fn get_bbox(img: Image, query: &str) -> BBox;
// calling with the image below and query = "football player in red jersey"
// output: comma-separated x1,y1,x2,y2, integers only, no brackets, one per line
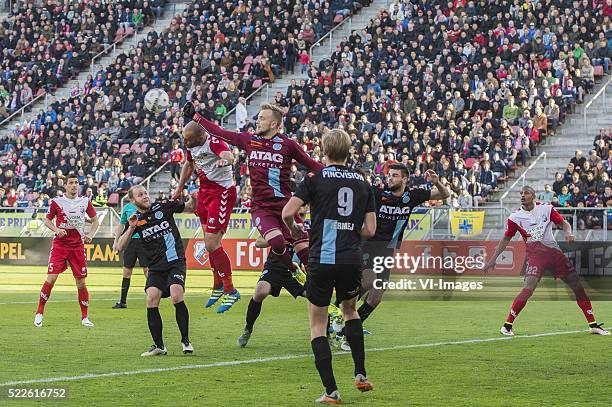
484,185,609,336
35,174,99,327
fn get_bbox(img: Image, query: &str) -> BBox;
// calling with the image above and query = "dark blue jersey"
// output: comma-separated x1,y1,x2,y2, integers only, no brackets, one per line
123,200,185,269
295,165,375,265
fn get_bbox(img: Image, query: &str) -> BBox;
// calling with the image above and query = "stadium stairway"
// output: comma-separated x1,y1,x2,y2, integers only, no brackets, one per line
0,1,188,140
222,0,391,129
481,75,612,239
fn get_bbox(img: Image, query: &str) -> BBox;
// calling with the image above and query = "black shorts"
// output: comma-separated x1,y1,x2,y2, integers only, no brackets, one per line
123,238,149,268
306,263,362,307
362,241,395,282
145,260,186,298
258,262,304,299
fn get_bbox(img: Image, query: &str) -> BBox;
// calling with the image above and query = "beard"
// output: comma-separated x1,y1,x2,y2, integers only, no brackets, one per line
387,182,403,192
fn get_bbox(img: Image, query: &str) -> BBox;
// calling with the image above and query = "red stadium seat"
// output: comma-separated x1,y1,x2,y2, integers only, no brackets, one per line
243,55,254,65
252,79,263,89
119,144,130,154
334,14,344,24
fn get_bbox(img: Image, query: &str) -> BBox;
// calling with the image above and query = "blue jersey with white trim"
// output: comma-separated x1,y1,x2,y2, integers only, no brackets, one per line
371,186,431,249
125,200,185,269
294,165,375,265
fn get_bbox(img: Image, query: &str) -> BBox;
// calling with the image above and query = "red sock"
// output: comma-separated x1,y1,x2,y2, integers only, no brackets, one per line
573,287,596,324
37,281,53,314
506,288,533,324
268,235,295,271
208,254,222,289
210,247,234,293
296,243,309,269
78,287,89,319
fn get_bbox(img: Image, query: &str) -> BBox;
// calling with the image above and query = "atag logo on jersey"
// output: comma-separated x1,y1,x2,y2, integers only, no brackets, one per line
273,143,282,151
141,221,170,238
379,205,412,215
249,150,283,163
155,211,163,220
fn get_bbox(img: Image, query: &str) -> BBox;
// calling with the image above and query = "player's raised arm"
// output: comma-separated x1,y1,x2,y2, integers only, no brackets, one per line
116,214,138,252
183,102,249,149
289,139,324,172
425,169,450,201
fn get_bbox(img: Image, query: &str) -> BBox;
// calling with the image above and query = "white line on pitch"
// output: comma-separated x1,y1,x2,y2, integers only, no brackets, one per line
0,298,118,305
0,329,586,387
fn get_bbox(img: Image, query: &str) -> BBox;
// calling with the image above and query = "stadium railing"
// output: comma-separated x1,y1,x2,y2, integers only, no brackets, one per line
119,160,170,209
583,75,612,135
309,16,354,62
0,92,49,132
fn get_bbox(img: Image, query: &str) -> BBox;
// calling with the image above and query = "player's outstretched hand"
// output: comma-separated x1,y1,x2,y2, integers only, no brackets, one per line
289,223,305,240
55,228,67,238
84,234,93,244
565,232,575,242
182,101,196,121
128,214,138,227
171,187,183,201
424,169,439,184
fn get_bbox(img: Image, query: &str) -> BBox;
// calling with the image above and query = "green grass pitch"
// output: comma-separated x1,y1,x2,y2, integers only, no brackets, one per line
1,265,611,406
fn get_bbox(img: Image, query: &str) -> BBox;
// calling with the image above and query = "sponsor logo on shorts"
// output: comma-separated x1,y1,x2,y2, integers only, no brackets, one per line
209,218,215,224
173,274,185,282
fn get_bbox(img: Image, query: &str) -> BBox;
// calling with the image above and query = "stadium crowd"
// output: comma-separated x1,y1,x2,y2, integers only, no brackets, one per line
0,0,162,119
0,0,368,208
546,128,612,230
0,0,610,218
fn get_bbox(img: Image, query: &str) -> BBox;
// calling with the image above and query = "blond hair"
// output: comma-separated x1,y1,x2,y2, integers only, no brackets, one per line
127,185,146,201
322,129,351,163
260,103,283,126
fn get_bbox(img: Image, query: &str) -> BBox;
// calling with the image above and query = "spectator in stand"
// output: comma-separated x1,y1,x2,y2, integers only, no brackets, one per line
538,184,554,203
168,142,184,181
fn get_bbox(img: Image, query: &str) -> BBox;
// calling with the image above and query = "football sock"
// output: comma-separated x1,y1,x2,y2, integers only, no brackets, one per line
572,287,596,324
147,307,164,348
245,298,262,332
119,277,130,304
296,245,309,268
37,281,53,314
210,247,234,292
269,237,295,271
209,255,222,289
506,288,533,324
78,287,89,319
311,336,337,395
358,301,375,323
344,319,367,377
173,301,190,343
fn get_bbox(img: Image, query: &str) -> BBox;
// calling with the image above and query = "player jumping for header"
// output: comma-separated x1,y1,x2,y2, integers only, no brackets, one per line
484,185,609,336
35,174,99,327
172,121,239,313
183,102,323,287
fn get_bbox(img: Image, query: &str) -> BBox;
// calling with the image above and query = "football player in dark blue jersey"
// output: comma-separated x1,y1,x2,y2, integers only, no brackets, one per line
117,185,197,357
283,129,377,404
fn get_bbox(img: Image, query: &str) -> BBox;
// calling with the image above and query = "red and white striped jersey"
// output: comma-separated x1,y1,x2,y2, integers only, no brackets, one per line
505,202,565,253
186,136,234,190
46,196,97,248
